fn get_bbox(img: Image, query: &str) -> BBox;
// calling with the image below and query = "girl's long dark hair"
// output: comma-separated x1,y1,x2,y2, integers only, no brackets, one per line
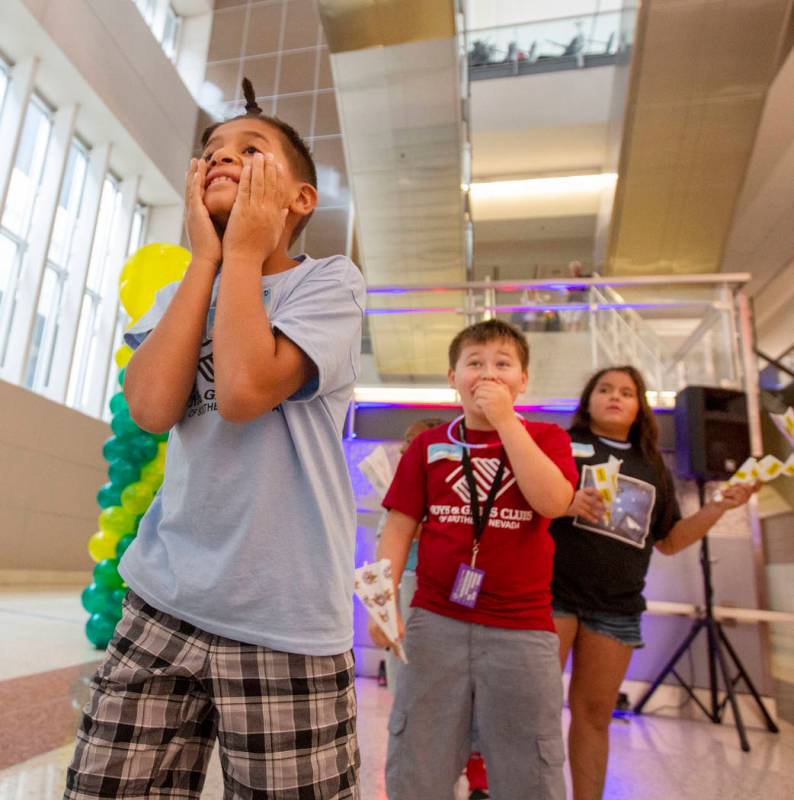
571,366,666,479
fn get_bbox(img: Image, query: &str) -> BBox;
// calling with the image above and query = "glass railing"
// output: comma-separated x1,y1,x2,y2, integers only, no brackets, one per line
359,274,752,409
466,8,637,81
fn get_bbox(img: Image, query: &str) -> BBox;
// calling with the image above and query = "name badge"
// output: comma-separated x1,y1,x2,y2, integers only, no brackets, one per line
428,443,463,463
571,442,595,458
449,563,485,608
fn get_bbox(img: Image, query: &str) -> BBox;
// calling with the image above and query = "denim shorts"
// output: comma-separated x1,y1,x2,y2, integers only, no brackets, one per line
552,599,644,649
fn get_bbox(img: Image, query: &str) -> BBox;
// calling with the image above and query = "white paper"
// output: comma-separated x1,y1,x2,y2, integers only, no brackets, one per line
728,457,760,485
591,456,622,522
757,454,784,482
770,407,794,448
358,445,396,501
354,559,407,663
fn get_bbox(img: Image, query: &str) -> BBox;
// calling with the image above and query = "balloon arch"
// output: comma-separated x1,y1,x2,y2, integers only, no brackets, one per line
80,243,190,647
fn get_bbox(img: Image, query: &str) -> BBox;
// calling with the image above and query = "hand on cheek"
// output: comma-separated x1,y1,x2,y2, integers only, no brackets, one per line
223,152,290,264
184,158,222,268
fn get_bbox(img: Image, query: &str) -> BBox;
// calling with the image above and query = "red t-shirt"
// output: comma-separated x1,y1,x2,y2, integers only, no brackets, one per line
383,419,578,631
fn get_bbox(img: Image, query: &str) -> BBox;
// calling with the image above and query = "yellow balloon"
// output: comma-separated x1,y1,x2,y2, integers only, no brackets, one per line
118,243,191,320
154,442,168,470
114,344,133,369
88,530,121,563
140,461,164,489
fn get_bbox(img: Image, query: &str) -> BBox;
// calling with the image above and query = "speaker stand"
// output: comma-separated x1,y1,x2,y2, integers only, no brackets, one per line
633,480,778,751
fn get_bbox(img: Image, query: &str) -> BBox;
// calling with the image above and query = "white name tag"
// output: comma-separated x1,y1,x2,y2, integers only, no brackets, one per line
571,442,595,458
427,443,463,463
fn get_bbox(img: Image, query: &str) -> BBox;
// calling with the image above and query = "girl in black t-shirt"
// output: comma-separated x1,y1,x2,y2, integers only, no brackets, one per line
549,366,758,800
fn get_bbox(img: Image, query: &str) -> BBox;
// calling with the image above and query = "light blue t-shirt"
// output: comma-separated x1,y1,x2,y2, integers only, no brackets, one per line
120,254,365,656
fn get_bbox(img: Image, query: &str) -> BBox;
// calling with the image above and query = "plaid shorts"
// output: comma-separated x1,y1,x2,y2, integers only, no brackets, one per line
65,591,359,799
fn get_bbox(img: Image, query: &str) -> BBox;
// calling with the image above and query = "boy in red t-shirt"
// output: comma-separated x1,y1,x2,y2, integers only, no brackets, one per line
370,319,578,800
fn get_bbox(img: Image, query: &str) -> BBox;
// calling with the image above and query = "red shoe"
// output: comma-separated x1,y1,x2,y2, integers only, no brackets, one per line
466,752,488,797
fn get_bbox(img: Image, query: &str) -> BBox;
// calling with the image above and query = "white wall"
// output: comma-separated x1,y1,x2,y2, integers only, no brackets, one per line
0,379,106,578
721,47,794,357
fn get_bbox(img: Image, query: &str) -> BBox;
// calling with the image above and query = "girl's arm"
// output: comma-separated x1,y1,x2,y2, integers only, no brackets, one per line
655,481,760,556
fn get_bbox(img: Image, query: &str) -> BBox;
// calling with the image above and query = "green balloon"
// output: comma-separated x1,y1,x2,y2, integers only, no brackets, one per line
112,587,128,606
93,558,124,590
102,436,128,463
96,482,123,509
153,431,169,442
108,458,140,488
125,433,158,466
109,391,128,415
111,408,140,439
81,582,114,615
121,481,154,515
115,533,135,560
86,612,117,648
117,367,126,387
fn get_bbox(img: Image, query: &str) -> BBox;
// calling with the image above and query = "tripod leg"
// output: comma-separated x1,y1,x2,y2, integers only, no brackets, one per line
711,620,751,752
706,614,720,721
634,619,705,714
718,625,780,734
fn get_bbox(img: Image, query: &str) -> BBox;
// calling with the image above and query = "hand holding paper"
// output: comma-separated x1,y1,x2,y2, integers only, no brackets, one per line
354,559,407,663
591,455,622,523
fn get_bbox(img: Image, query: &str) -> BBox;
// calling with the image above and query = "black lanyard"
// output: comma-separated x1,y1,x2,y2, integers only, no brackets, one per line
459,421,506,566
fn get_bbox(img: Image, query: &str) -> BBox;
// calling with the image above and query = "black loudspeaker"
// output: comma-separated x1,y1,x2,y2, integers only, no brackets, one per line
674,386,750,481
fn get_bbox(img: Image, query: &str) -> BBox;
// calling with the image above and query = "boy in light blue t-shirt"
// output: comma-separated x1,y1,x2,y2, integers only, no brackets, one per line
65,79,364,799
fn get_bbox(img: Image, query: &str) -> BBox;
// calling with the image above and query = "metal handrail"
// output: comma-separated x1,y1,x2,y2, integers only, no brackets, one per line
365,273,751,294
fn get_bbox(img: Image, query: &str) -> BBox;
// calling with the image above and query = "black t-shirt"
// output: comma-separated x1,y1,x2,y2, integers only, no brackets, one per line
550,428,681,615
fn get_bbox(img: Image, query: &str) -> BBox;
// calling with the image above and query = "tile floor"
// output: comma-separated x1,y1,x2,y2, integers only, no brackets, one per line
1,588,793,799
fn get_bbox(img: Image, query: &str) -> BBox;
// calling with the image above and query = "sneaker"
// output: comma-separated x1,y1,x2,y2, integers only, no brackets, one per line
469,791,490,800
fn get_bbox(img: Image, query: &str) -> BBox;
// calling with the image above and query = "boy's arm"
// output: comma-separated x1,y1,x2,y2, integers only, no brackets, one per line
125,159,222,433
497,417,574,517
213,264,315,422
474,382,574,517
213,154,316,422
125,262,217,433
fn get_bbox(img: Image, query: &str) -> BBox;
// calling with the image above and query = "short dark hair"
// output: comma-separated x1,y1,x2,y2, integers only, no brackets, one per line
200,78,317,244
448,319,530,370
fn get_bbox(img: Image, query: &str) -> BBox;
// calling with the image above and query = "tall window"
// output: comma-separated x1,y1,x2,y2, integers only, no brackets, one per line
162,4,182,62
134,0,156,25
0,59,9,115
66,175,122,410
0,95,53,365
134,0,182,62
25,139,90,390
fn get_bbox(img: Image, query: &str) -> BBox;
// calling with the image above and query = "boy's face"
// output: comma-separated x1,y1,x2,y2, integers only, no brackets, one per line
199,118,305,227
448,338,528,416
